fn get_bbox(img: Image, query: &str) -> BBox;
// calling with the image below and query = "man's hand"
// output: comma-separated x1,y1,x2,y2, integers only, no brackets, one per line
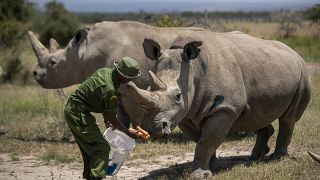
104,120,113,129
126,128,140,139
129,127,150,140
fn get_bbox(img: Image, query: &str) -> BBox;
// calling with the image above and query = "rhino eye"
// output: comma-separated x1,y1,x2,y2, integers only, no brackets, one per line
174,92,182,103
48,57,57,67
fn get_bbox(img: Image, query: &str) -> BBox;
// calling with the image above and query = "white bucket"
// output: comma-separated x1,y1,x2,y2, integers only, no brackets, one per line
103,128,135,176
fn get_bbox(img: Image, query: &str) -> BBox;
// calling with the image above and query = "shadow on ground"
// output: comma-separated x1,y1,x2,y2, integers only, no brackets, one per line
138,131,256,145
138,155,274,180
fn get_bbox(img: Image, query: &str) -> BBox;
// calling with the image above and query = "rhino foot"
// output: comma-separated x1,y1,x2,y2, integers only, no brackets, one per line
269,151,289,160
251,146,270,160
189,168,212,179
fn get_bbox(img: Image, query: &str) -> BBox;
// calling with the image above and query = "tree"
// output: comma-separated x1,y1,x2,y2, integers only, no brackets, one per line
0,0,35,46
306,4,320,34
36,1,80,46
0,0,35,83
273,8,303,38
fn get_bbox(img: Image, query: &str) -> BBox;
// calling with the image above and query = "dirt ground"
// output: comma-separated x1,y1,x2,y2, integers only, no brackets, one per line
0,149,252,180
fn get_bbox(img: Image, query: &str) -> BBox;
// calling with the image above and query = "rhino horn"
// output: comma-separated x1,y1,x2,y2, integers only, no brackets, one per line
27,31,49,60
119,81,159,109
49,38,60,53
308,151,320,163
148,71,167,90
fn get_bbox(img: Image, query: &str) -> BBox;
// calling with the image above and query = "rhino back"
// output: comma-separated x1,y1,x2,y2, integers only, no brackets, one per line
81,21,205,89
182,31,309,131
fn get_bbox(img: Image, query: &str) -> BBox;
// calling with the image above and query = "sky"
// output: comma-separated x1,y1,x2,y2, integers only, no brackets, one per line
30,0,320,13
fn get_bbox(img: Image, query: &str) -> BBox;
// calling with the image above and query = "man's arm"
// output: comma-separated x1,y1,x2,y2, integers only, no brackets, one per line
117,101,131,129
103,112,138,139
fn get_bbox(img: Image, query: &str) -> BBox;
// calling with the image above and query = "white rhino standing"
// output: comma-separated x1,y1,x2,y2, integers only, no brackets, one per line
28,21,204,89
28,21,204,124
120,31,312,178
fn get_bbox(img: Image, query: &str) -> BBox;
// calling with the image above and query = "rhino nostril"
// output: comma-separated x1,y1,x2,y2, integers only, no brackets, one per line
162,121,169,129
33,71,38,76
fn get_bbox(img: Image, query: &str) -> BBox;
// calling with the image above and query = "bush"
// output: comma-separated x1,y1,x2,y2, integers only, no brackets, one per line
0,0,35,83
35,1,80,46
156,15,183,27
0,0,35,46
2,51,22,83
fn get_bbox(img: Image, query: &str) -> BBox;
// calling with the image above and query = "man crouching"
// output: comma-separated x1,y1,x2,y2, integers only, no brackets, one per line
64,57,141,179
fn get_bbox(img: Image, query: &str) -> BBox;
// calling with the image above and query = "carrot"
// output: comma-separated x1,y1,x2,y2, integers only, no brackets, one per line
129,127,150,140
138,132,149,140
136,126,149,136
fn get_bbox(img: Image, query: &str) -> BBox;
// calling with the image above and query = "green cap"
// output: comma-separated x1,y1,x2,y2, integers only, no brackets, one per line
114,56,141,79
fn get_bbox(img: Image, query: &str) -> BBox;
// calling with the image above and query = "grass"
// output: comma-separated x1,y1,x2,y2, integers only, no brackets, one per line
275,36,320,62
9,153,19,161
222,21,320,62
40,149,75,164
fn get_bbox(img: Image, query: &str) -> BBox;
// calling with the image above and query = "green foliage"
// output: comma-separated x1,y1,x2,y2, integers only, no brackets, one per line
40,149,74,164
276,36,320,62
2,50,23,83
306,4,320,24
36,1,80,46
0,0,35,46
9,153,19,161
156,15,183,27
0,21,24,46
0,1,35,84
0,0,35,22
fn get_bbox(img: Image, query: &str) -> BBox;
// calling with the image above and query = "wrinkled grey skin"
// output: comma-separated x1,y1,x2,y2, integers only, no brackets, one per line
120,31,311,178
28,21,204,125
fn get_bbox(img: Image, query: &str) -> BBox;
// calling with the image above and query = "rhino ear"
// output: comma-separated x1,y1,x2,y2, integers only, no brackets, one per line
73,28,89,46
143,38,161,60
49,38,60,53
183,41,202,60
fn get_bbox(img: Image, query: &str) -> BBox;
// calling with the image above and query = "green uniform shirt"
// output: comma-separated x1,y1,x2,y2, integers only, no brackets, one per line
70,68,119,114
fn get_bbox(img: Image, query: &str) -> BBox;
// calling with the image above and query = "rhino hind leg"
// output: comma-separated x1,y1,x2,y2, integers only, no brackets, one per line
251,124,275,160
271,72,311,160
270,120,294,159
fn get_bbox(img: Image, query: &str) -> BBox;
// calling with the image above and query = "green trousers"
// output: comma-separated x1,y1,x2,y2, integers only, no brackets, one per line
64,100,110,179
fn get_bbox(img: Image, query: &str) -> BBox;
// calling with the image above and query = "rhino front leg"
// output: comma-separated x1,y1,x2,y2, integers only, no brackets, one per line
178,119,201,142
251,124,275,160
191,111,235,179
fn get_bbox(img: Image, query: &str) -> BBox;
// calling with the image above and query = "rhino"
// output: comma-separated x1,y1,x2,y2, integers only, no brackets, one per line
28,21,204,89
28,21,204,124
119,31,312,178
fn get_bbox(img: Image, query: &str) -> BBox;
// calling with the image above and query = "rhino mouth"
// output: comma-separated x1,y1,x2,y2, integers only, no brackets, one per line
152,121,172,137
34,75,47,87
